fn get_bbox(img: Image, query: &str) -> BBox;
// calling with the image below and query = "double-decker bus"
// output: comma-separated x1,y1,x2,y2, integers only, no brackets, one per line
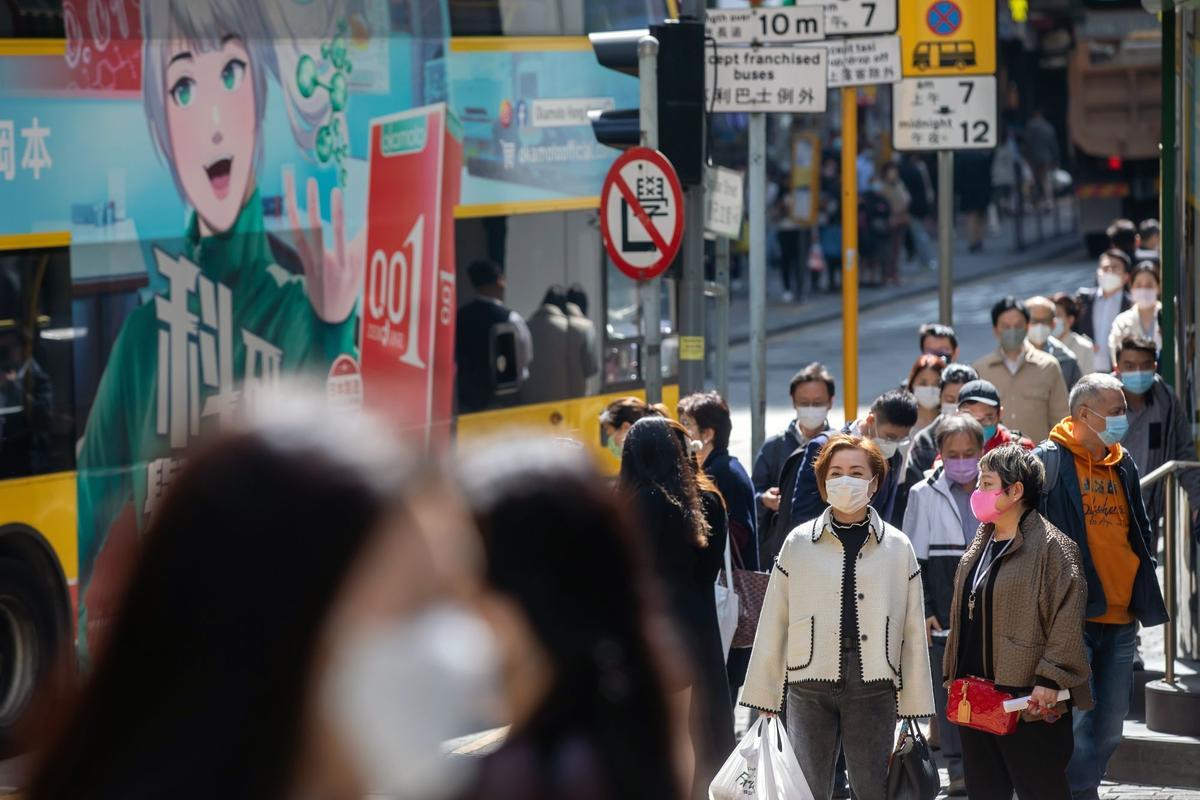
0,0,677,744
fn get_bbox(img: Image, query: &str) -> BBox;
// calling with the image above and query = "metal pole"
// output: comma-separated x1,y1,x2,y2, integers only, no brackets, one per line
639,34,662,405
1162,7,1178,388
841,88,859,422
1165,472,1178,685
749,112,767,459
937,150,954,326
715,236,731,400
676,0,707,397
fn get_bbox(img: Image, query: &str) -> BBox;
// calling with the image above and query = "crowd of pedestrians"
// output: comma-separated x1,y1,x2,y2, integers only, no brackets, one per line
12,216,1195,800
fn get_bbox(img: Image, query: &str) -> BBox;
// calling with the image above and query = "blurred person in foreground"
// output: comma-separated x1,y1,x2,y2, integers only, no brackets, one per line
943,445,1091,800
679,392,758,706
1107,262,1161,366
743,434,935,800
620,417,734,797
903,363,979,490
752,363,836,561
599,396,667,460
903,414,988,796
27,402,494,800
1034,374,1168,800
842,389,920,526
973,296,1069,443
459,439,684,800
907,354,948,435
1052,293,1097,376
1112,336,1200,552
1025,295,1082,390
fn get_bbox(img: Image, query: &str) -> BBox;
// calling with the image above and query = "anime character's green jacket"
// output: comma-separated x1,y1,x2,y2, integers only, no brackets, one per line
76,191,355,642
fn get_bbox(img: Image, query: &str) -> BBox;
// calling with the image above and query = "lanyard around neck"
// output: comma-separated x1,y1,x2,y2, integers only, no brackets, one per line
971,535,1013,595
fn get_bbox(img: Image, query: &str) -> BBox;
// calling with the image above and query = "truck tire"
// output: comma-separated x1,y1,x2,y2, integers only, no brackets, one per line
0,557,59,751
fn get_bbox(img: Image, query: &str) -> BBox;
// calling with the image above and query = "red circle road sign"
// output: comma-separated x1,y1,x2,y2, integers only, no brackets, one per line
600,147,685,281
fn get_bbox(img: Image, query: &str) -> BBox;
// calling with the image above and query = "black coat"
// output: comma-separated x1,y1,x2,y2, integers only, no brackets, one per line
704,450,758,571
1073,286,1132,344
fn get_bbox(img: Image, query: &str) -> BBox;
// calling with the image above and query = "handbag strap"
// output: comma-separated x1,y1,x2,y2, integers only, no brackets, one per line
720,533,734,590
728,523,746,570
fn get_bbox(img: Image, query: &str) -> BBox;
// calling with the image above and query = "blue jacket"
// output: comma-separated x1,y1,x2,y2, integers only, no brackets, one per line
751,421,803,535
1033,440,1169,626
704,449,759,571
787,432,833,533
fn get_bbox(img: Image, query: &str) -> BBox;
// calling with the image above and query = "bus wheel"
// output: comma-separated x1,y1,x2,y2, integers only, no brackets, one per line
0,558,54,750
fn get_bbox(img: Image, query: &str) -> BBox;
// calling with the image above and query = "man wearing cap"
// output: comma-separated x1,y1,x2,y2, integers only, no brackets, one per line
956,379,1034,453
973,296,1069,442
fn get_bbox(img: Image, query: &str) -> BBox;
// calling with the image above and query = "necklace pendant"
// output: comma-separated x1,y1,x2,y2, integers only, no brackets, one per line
968,593,975,621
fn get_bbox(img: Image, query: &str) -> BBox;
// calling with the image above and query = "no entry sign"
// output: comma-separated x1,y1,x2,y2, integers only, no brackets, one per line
600,147,685,281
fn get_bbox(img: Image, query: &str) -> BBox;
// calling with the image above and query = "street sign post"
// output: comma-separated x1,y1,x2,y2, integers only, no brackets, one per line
600,147,685,282
892,75,998,151
705,46,828,113
898,0,997,76
821,0,898,36
705,5,825,45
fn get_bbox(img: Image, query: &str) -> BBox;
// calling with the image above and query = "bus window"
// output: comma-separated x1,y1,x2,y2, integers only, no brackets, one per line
603,255,676,391
0,247,75,479
449,0,669,36
0,1,65,38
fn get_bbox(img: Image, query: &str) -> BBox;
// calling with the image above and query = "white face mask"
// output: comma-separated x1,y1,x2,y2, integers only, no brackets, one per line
1027,323,1052,347
796,405,828,431
872,437,900,460
941,402,959,418
324,605,499,799
1052,318,1067,338
1098,271,1124,294
1132,288,1158,310
913,385,941,410
826,475,875,515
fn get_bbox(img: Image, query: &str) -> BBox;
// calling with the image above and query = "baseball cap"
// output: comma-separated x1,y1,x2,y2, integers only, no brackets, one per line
956,379,1001,408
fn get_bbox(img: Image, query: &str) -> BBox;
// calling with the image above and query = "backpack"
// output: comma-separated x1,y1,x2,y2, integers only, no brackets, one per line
1035,441,1062,496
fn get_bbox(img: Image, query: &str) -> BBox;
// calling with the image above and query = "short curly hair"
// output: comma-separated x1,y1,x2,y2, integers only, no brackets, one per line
978,444,1044,509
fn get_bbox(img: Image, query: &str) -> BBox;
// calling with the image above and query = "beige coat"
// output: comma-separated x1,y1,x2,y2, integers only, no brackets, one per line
972,344,1069,442
943,511,1093,709
741,506,936,718
1107,303,1161,368
1060,330,1096,375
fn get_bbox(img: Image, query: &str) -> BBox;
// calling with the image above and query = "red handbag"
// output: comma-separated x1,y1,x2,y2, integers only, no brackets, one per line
946,677,1018,736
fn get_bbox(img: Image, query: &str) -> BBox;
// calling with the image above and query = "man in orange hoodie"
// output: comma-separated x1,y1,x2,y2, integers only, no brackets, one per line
1033,373,1168,800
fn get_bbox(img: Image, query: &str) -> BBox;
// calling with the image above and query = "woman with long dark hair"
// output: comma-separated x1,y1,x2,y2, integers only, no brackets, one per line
619,416,734,797
458,439,684,800
26,407,492,800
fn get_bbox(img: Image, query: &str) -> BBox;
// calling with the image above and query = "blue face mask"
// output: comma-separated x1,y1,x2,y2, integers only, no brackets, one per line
1119,370,1155,395
982,423,999,441
1085,410,1130,446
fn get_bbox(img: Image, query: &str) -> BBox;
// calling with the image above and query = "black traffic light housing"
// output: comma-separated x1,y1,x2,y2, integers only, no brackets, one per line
588,20,706,187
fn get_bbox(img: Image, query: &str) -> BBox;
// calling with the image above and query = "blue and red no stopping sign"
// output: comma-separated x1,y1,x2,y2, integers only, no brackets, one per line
927,0,962,36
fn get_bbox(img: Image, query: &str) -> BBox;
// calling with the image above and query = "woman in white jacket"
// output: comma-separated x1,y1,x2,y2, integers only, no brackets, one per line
742,434,935,800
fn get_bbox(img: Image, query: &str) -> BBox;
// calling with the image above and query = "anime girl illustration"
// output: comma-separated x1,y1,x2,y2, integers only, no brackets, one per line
76,0,366,660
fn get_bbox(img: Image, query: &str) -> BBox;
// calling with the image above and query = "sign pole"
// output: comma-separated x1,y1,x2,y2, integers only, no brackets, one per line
841,87,859,423
937,149,954,326
639,34,663,405
749,111,767,460
678,0,707,398
715,235,731,401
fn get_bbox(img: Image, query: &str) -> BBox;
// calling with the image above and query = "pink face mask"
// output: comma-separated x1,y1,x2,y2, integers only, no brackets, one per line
970,488,1007,524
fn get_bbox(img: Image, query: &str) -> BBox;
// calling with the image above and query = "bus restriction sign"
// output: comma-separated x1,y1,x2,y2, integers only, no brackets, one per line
898,0,995,77
600,147,685,281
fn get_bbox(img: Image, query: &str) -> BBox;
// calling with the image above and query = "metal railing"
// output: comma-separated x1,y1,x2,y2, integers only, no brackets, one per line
1139,459,1200,684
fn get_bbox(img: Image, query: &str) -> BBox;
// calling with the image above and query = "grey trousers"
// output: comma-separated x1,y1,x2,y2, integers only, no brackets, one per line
786,649,897,800
929,637,963,781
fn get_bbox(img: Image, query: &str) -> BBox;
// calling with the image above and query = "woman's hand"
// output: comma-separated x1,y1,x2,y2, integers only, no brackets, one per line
759,711,777,719
1026,685,1061,719
925,616,942,646
284,170,365,324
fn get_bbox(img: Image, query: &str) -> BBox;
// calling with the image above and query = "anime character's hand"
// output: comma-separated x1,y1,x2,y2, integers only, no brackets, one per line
284,170,364,324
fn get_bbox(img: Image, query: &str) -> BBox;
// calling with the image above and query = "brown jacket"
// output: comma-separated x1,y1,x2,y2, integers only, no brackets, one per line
943,510,1094,710
972,344,1069,442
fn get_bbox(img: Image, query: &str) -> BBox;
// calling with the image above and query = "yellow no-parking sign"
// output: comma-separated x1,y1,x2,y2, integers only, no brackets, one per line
898,0,996,77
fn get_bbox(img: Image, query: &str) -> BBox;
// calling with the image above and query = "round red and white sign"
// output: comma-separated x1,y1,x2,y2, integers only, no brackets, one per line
600,147,685,281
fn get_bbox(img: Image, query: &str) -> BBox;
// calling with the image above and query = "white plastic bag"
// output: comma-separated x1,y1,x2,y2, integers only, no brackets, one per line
710,717,815,800
714,535,739,658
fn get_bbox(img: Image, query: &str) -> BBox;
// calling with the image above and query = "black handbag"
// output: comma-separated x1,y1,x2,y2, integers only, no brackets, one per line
886,719,941,800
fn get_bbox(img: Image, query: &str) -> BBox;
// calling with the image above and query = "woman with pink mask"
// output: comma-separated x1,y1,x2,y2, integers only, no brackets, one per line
942,444,1091,800
76,0,364,662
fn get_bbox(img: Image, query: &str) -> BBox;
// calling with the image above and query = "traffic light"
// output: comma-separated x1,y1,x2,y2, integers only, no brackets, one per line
588,21,706,186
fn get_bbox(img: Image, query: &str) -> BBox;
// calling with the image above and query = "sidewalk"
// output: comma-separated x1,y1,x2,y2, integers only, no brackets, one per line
728,213,1080,345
